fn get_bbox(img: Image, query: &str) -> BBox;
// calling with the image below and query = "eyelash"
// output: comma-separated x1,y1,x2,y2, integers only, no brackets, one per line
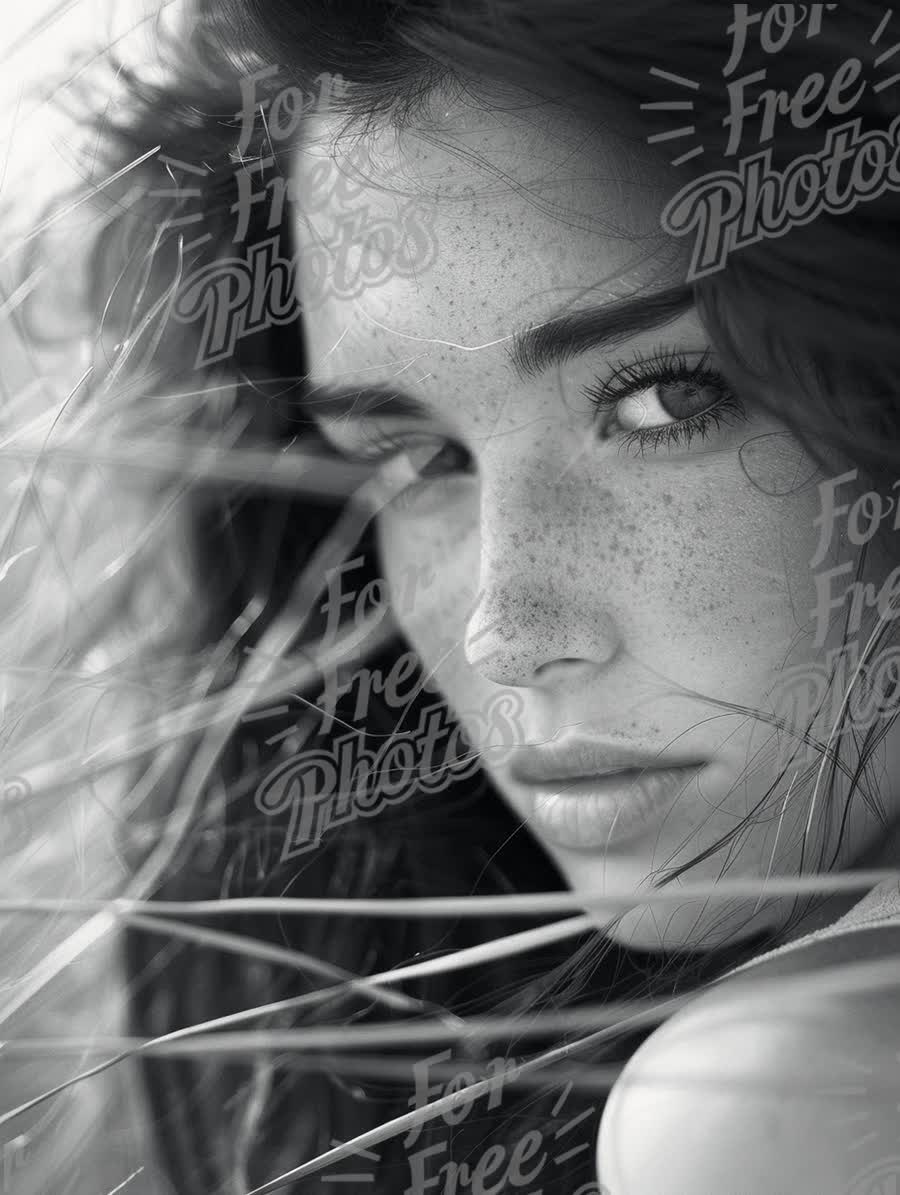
324,344,748,485
582,346,748,454
334,430,473,509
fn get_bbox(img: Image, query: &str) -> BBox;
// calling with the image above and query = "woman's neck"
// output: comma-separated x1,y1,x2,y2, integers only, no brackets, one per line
779,814,900,946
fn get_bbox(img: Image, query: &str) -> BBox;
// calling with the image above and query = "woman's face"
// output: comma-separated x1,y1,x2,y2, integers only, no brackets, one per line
292,90,900,951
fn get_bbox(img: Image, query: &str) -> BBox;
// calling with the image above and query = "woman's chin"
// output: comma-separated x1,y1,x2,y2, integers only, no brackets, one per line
546,842,790,954
591,897,782,955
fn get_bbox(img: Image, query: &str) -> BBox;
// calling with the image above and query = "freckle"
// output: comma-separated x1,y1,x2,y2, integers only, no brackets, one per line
662,492,673,506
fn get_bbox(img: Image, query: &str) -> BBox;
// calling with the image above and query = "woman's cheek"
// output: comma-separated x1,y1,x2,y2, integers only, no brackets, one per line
377,496,497,735
377,480,481,645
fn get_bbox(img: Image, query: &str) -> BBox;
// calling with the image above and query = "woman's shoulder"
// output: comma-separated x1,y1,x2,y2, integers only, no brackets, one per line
597,884,900,1195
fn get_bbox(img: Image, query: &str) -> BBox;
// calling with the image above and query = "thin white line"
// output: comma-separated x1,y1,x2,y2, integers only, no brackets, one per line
554,1143,591,1164
330,1142,381,1161
158,155,208,176
874,70,900,91
105,1170,144,1195
649,67,701,90
872,9,894,44
265,726,299,745
162,212,205,227
671,145,705,167
554,1106,595,1137
242,705,290,721
647,126,696,144
352,303,517,354
550,1080,574,1117
323,325,350,359
640,101,694,111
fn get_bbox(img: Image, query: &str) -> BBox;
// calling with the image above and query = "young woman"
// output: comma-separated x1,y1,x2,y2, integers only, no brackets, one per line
4,1,900,1193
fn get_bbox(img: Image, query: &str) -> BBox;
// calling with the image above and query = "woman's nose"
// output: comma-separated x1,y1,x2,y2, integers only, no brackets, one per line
462,464,623,690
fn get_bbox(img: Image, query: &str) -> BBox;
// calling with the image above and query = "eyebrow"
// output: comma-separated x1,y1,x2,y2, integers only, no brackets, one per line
506,282,695,380
302,281,696,416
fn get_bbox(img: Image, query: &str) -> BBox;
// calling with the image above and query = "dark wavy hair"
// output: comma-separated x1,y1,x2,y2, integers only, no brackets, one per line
11,1,900,1193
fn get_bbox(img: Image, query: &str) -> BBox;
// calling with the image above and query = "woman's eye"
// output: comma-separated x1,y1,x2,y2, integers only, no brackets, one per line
364,436,472,484
317,421,474,503
371,436,474,511
402,439,472,480
583,347,749,454
616,377,727,430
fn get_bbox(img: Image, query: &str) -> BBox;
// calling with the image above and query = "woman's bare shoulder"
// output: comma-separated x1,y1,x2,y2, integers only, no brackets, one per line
596,925,900,1195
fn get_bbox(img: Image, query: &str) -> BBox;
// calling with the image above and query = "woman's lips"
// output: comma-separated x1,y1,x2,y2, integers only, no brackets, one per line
508,744,707,851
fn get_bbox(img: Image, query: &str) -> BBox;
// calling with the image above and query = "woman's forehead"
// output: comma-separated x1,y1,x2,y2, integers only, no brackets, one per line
291,97,688,387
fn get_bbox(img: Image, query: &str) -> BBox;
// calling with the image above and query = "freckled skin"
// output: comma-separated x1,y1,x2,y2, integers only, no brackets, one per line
293,88,900,953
